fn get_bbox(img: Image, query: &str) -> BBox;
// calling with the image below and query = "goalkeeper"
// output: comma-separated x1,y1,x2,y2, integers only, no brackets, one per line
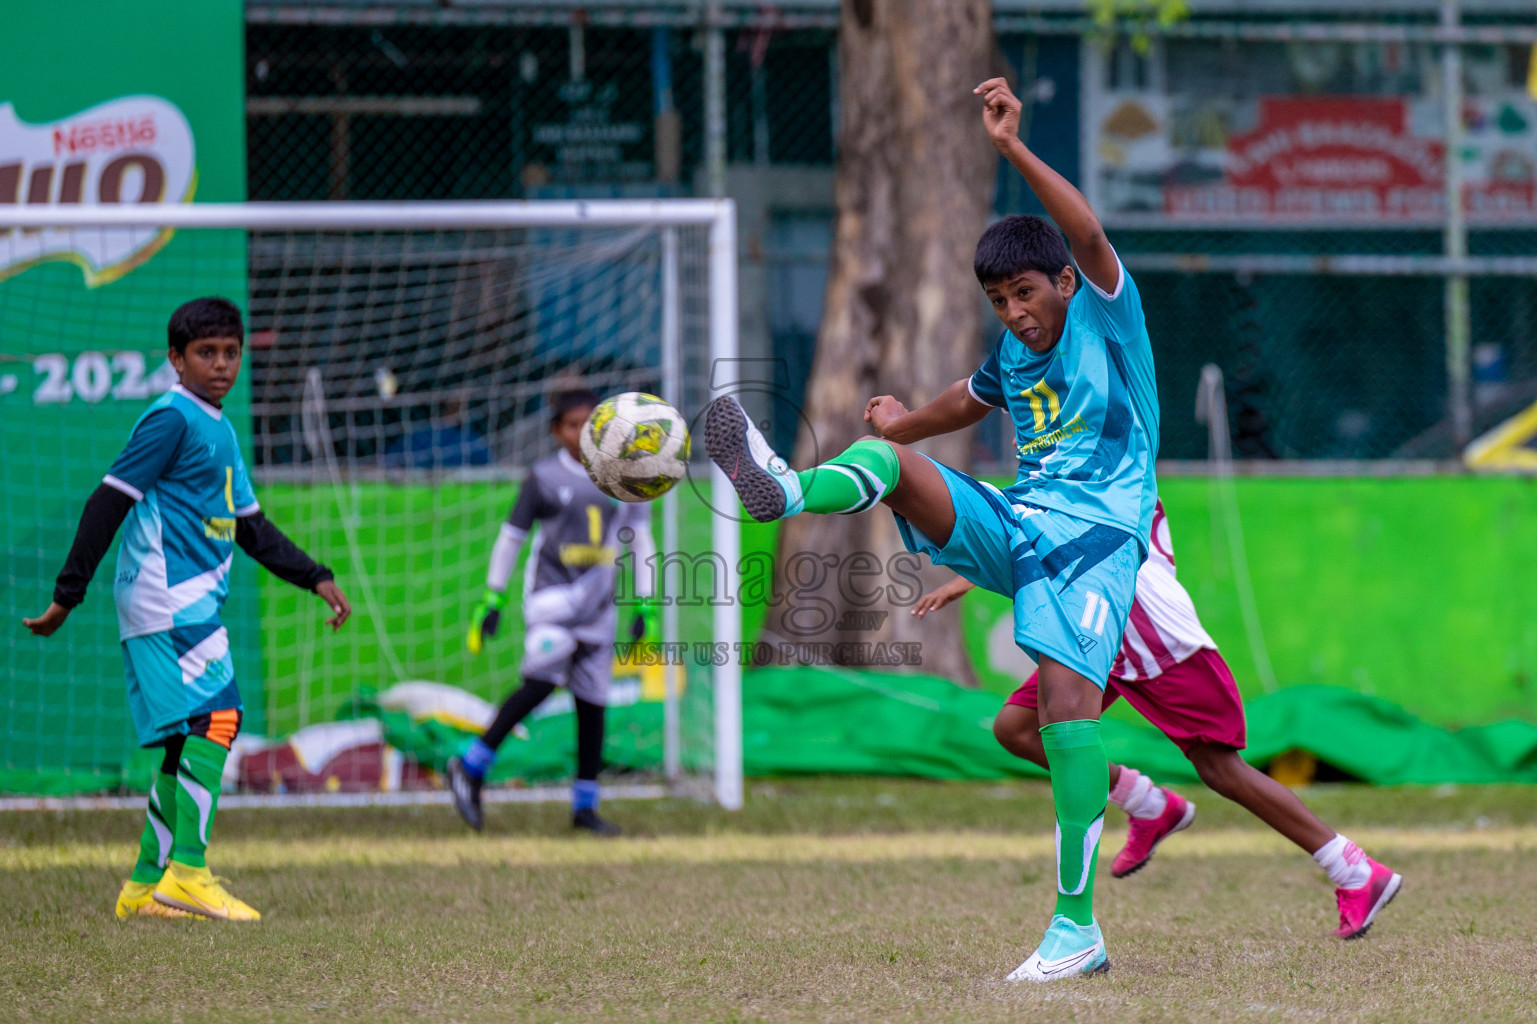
451,388,656,836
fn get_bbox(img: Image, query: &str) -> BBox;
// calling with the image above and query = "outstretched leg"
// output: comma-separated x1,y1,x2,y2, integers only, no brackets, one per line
1185,743,1329,851
1104,765,1195,878
448,676,556,830
1186,742,1402,938
703,396,957,542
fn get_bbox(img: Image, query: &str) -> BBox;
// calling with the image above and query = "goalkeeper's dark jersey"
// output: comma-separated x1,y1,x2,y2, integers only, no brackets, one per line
508,450,649,642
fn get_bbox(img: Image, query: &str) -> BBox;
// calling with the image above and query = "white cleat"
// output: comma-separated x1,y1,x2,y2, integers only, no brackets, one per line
1007,914,1109,983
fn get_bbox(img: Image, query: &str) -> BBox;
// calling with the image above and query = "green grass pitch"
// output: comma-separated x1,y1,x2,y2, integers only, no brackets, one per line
4,778,1536,1023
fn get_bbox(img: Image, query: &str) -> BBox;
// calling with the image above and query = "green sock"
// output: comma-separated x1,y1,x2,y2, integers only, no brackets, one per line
796,439,900,515
1041,719,1109,927
171,736,228,869
129,772,179,884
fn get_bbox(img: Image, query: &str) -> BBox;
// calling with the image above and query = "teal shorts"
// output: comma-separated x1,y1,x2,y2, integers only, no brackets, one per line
893,457,1141,686
120,624,242,748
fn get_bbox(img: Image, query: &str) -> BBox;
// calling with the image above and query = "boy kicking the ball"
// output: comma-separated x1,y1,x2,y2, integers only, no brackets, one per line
23,297,351,922
913,499,1403,940
450,389,656,835
707,78,1155,980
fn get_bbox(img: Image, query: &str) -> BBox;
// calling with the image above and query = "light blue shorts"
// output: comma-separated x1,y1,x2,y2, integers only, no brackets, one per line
893,457,1140,686
120,624,242,747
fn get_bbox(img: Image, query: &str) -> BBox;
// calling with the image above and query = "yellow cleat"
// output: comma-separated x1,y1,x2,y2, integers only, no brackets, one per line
152,861,261,922
115,878,202,921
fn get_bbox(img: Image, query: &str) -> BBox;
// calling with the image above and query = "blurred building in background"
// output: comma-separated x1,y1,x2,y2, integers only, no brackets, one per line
242,0,1537,464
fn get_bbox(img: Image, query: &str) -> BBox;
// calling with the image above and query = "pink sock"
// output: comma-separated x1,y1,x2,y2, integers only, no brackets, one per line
1109,768,1168,819
1313,834,1372,889
1109,768,1142,805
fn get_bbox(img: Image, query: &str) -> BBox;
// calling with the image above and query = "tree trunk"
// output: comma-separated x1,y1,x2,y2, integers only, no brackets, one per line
765,0,996,685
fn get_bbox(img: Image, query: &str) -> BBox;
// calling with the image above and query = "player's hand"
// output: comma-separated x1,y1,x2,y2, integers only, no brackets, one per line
22,602,71,637
974,77,1023,152
629,598,657,642
466,588,507,655
316,580,351,631
864,395,910,437
910,577,975,618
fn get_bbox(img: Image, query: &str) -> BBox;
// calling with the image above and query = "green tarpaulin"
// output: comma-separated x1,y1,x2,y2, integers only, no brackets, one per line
364,668,1537,790
739,668,1537,786
10,668,1537,796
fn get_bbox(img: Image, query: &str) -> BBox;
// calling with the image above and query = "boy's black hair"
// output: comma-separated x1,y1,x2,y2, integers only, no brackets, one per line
973,215,1073,287
550,388,601,425
168,297,244,353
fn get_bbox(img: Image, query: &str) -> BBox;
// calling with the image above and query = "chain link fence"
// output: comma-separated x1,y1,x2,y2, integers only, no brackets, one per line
244,3,1537,465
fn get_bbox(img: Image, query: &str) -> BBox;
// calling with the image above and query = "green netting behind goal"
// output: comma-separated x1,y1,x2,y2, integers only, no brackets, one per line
1,230,257,795
3,213,734,797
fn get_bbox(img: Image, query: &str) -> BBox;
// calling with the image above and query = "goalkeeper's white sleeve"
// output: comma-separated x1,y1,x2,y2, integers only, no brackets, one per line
486,522,527,592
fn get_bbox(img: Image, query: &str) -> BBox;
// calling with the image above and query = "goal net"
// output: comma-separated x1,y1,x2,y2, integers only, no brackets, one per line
0,201,743,808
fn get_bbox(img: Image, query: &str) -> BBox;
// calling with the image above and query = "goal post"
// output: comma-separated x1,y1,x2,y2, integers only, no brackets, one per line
0,200,743,810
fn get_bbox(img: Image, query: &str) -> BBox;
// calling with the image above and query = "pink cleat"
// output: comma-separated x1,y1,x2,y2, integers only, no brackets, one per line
1334,859,1402,940
1111,789,1195,878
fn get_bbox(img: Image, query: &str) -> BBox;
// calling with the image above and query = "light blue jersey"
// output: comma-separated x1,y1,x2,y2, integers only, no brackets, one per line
102,383,258,642
968,257,1159,551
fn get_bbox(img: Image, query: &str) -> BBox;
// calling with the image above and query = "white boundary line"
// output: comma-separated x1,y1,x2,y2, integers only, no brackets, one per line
0,783,671,813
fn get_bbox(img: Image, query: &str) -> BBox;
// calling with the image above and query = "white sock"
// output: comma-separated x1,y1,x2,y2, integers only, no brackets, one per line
1109,768,1168,820
1312,833,1372,889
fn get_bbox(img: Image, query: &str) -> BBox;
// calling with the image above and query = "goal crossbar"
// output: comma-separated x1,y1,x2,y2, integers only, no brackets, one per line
0,199,732,230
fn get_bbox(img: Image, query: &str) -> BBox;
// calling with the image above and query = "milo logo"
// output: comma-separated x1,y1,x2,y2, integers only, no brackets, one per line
0,95,196,287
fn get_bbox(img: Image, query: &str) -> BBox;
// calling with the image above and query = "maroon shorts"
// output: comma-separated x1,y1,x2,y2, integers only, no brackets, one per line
1005,647,1247,753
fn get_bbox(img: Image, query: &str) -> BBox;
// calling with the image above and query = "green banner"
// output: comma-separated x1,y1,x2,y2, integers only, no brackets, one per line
239,475,1537,788
253,476,1537,735
0,1,249,793
960,476,1537,729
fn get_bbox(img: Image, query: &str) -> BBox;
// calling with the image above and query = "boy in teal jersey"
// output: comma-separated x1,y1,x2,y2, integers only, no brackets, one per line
24,298,352,922
705,79,1155,980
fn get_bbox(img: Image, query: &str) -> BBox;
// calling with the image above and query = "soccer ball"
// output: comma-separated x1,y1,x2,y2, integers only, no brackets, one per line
579,392,691,502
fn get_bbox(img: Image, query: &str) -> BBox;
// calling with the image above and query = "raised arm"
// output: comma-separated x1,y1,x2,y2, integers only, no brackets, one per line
864,377,992,445
974,77,1121,297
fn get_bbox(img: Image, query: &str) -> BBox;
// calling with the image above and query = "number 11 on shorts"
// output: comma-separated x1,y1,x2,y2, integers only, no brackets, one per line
1079,592,1111,636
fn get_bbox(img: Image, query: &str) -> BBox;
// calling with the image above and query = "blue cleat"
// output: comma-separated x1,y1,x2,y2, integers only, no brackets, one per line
445,756,484,831
1006,915,1109,982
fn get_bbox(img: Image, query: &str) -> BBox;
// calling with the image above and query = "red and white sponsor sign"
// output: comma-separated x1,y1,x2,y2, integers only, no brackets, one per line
0,95,195,286
1140,95,1537,224
1167,97,1446,222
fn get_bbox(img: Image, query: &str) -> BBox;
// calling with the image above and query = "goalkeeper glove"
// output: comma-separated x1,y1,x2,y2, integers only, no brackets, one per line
629,597,657,642
466,588,508,655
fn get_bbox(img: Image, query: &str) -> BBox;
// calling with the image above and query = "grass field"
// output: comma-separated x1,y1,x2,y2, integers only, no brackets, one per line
3,779,1536,1023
